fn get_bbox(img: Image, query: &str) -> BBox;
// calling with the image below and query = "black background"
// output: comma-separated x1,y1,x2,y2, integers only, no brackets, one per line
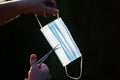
0,0,120,80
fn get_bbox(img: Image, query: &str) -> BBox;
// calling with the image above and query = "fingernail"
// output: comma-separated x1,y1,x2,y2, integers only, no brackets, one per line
30,54,37,60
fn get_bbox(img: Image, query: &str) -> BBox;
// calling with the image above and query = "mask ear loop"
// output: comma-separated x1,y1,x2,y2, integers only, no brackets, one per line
35,14,83,80
35,14,43,28
35,14,60,28
65,54,83,80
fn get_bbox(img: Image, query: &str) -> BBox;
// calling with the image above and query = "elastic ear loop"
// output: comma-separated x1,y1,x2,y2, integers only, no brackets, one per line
35,14,83,80
65,54,83,80
35,14,60,28
35,15,43,28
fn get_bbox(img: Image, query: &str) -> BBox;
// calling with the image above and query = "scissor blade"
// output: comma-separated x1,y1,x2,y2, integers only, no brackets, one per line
35,44,60,64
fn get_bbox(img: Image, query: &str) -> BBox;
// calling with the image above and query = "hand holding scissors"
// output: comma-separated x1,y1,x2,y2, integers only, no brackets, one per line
25,45,59,80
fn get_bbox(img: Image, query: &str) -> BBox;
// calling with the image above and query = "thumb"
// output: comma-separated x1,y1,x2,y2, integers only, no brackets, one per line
30,54,37,65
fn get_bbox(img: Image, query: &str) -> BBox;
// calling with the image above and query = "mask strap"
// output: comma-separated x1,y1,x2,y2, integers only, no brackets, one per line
35,15,43,28
57,14,60,18
35,14,60,28
35,13,83,80
65,54,83,80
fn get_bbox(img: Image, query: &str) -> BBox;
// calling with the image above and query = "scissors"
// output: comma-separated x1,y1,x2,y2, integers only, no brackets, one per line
32,44,60,65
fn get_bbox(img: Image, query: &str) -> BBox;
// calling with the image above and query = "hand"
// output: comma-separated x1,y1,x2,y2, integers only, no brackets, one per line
25,54,51,80
22,0,59,16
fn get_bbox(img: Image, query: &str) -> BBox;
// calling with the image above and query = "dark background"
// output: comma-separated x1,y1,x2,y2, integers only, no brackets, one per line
0,0,120,80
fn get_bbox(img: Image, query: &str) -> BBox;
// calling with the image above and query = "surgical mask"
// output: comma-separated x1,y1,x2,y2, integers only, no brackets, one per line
35,14,83,80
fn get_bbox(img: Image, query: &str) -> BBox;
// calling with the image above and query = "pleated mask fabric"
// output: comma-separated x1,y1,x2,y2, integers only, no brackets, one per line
40,18,81,66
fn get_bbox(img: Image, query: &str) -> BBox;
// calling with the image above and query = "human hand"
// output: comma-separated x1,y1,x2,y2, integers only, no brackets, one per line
22,0,59,17
25,54,51,80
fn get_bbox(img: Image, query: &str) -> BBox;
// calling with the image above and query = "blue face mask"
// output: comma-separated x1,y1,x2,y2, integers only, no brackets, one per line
35,15,83,80
40,17,81,66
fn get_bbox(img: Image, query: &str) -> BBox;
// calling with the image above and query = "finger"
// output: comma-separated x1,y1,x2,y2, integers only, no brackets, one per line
38,63,49,71
35,7,59,16
45,0,57,8
30,54,37,65
38,63,51,80
44,7,59,15
43,12,51,17
24,78,28,80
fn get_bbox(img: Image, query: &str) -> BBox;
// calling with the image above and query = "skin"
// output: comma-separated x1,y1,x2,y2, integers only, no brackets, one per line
0,0,58,79
25,54,51,80
0,0,59,25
